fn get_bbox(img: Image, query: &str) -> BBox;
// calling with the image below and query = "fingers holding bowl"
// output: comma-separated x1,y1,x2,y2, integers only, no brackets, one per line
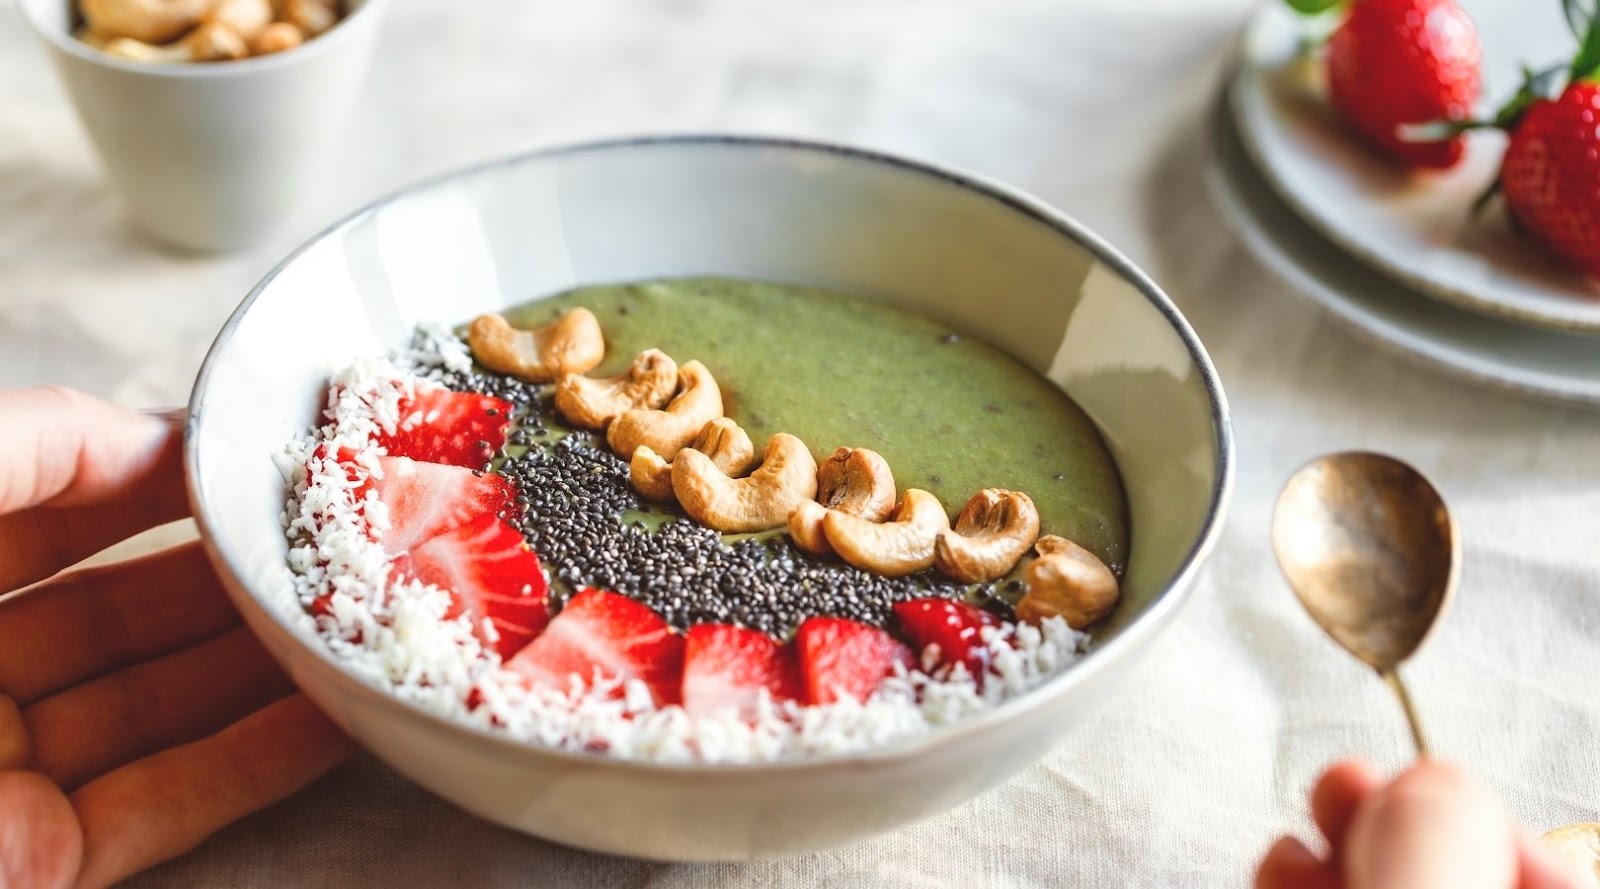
0,388,188,593
23,626,296,790
0,543,240,705
70,694,354,889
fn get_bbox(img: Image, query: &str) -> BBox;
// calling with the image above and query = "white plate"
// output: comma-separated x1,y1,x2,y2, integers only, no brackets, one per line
1231,2,1600,332
1206,92,1600,407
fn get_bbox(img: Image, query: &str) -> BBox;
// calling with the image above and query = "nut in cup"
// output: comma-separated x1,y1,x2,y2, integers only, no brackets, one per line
19,0,387,251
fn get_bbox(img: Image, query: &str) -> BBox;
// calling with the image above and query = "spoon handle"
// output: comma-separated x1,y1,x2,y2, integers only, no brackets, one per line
1381,668,1431,760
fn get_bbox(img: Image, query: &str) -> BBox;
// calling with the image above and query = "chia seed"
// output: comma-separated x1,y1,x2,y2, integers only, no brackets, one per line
449,364,1005,635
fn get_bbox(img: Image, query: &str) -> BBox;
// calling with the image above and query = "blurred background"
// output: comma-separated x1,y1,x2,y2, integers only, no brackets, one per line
4,1,1598,886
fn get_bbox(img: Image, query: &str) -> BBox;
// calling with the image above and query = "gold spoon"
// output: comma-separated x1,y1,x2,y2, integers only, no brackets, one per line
1271,451,1459,759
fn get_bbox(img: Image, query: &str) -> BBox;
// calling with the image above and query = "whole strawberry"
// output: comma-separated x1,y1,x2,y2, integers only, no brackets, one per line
1302,0,1484,168
1497,55,1600,276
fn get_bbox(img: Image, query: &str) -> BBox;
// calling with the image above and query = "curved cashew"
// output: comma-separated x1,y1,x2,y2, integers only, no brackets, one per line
822,489,950,577
103,21,249,62
1015,535,1119,629
204,0,272,40
606,360,723,462
283,0,340,36
672,433,818,533
554,349,678,430
933,489,1041,582
248,20,303,54
467,310,604,383
630,417,754,501
787,447,897,556
81,0,212,44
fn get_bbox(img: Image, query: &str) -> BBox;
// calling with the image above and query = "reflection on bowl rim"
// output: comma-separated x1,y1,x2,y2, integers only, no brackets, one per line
185,134,1236,774
18,0,387,79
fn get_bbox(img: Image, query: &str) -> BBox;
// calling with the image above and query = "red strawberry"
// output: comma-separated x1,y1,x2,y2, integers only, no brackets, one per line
680,624,803,720
377,388,512,468
392,513,550,660
1500,84,1600,277
504,588,685,707
370,456,515,553
794,617,914,705
893,598,1002,682
1321,0,1482,168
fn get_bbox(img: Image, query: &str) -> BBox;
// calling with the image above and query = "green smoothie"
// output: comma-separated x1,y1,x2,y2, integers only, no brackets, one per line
506,277,1128,574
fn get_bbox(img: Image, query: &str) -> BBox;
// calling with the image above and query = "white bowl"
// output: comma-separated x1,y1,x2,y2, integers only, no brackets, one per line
20,0,387,251
186,136,1234,860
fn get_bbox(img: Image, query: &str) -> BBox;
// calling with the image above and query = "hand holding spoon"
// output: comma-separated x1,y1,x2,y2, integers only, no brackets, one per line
1271,451,1459,758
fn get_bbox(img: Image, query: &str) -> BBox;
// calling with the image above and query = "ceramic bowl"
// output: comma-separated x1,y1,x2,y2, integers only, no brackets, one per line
186,136,1233,860
19,0,387,251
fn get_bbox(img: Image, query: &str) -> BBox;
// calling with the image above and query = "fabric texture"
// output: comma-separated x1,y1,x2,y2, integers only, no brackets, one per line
1,0,1597,885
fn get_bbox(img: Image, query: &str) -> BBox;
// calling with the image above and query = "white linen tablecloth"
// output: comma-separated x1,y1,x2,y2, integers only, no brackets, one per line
3,0,1597,885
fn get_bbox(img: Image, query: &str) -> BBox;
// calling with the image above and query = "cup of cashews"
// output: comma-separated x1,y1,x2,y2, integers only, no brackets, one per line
77,0,346,63
17,0,387,250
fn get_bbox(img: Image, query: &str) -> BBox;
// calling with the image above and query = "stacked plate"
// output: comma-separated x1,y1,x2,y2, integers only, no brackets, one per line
1206,1,1600,406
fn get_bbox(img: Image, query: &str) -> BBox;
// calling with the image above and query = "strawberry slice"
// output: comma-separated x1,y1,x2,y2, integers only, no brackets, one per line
681,624,802,720
893,598,1002,684
794,617,914,705
504,588,685,707
377,388,512,468
391,513,549,660
369,456,515,554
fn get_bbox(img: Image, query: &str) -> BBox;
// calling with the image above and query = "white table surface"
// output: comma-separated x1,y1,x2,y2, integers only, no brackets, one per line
4,0,1599,885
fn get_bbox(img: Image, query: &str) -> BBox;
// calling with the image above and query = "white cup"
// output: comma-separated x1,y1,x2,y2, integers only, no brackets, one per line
19,0,387,251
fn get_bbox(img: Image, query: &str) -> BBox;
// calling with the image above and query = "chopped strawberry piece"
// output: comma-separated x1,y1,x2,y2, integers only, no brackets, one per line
681,624,802,720
504,588,685,707
794,617,913,705
306,443,376,505
377,388,512,468
391,513,549,660
893,598,1002,684
369,456,515,554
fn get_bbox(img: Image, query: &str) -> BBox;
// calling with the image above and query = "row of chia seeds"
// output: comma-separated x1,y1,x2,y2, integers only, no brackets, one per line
433,351,1013,636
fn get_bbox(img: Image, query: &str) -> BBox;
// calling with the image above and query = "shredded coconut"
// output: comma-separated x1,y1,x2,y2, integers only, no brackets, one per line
277,342,1092,763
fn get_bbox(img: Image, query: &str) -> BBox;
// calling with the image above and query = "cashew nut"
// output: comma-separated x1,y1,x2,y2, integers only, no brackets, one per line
606,360,723,462
248,20,303,54
282,0,340,36
554,349,679,431
467,310,605,383
80,0,213,44
671,433,818,533
204,0,273,40
1015,535,1119,629
103,21,249,63
822,489,950,577
787,447,897,556
630,417,754,501
933,489,1041,583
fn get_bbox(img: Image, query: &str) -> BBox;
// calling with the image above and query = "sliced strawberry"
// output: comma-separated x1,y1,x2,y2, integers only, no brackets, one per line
369,456,515,554
504,588,685,707
392,513,549,660
377,388,512,468
794,617,914,706
680,624,802,720
893,598,1002,684
306,443,376,506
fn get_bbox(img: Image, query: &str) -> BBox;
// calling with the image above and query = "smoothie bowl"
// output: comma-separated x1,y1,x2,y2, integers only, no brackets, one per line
186,136,1232,860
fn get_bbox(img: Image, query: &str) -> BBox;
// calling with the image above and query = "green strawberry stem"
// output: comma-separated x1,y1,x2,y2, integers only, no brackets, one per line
1284,0,1345,13
1569,0,1600,81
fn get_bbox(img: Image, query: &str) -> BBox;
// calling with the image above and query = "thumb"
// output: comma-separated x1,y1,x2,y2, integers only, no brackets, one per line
1344,762,1519,889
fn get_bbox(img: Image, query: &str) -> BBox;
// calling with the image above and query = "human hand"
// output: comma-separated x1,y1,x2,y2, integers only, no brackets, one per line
0,387,354,889
1257,760,1586,889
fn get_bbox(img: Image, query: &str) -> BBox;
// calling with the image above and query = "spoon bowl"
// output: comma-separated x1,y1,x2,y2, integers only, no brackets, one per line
1272,451,1459,756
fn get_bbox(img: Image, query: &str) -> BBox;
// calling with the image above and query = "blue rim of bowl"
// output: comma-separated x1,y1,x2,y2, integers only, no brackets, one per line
186,133,1236,775
18,0,386,78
